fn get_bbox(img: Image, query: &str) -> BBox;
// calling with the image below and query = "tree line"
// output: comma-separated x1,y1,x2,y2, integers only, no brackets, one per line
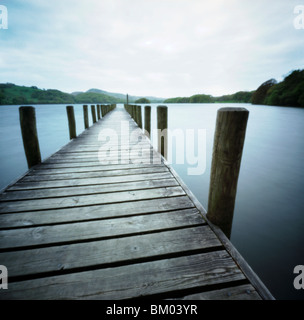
251,69,304,107
164,69,304,108
0,84,124,105
1,69,303,107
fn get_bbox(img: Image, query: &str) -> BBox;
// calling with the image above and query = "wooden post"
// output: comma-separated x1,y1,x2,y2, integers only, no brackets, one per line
91,105,96,123
207,107,249,239
136,105,142,129
101,105,105,117
157,106,168,158
131,105,135,119
134,105,138,124
97,105,101,120
83,105,89,129
144,106,151,137
19,106,41,168
66,106,77,140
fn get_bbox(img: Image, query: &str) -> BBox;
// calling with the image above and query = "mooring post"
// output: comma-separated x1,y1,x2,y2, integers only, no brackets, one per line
19,106,41,168
83,105,89,129
91,105,96,123
207,107,249,239
134,105,138,124
144,106,151,137
66,106,77,140
157,105,168,158
131,105,135,119
97,105,101,120
137,105,142,129
100,105,105,117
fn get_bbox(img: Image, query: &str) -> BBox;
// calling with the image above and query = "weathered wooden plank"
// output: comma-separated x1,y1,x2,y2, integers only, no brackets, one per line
49,150,160,160
40,161,112,167
0,107,270,300
44,154,162,164
0,250,245,300
0,196,195,229
43,155,162,164
59,144,153,153
20,166,169,182
29,163,164,175
38,162,161,169
56,148,154,156
0,208,203,250
165,158,275,300
0,178,179,201
7,172,174,191
1,226,221,278
169,284,261,300
0,186,185,213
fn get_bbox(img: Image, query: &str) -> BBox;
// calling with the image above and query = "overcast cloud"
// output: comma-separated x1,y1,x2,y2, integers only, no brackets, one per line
0,0,303,98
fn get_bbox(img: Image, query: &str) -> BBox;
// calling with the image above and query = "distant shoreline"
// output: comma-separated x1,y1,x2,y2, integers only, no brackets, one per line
1,68,303,108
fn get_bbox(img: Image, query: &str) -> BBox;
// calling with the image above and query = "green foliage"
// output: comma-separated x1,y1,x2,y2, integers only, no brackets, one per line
74,92,120,104
0,83,122,105
232,91,253,103
30,89,75,104
255,70,304,107
189,94,213,103
251,79,277,105
164,97,190,103
134,97,151,103
164,91,253,104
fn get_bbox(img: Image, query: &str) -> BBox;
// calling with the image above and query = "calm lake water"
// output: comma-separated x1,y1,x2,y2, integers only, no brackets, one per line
0,103,303,300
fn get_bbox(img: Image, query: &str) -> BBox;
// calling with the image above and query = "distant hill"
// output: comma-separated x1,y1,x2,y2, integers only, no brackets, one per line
252,69,304,107
164,91,254,103
73,88,164,103
0,83,124,105
163,69,304,108
2,69,302,107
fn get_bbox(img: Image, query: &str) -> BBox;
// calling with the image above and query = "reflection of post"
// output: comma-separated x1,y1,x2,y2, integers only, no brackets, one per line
157,106,168,159
19,106,41,168
144,106,151,137
91,105,96,123
207,107,249,239
83,105,89,129
66,106,77,140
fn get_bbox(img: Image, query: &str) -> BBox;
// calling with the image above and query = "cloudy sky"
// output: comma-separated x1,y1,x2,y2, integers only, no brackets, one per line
0,0,303,98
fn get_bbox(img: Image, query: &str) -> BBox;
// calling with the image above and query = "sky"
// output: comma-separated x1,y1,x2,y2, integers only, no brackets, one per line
0,0,303,98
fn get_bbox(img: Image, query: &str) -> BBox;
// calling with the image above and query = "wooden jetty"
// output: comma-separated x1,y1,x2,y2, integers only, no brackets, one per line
0,105,274,300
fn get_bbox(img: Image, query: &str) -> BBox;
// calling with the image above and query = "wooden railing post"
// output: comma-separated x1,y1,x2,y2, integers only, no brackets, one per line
66,106,77,140
144,106,151,137
157,105,168,158
19,106,41,168
83,105,89,129
207,107,249,238
91,105,96,123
